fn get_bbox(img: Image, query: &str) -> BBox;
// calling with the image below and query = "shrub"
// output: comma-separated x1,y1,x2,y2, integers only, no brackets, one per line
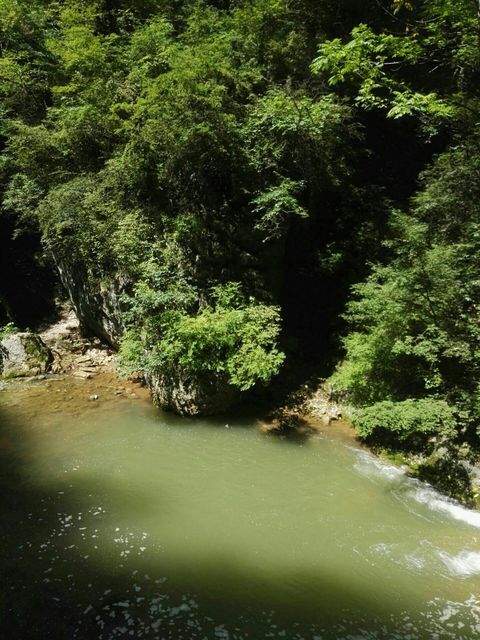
119,281,285,392
118,329,146,375
0,322,19,340
353,398,457,448
150,301,285,392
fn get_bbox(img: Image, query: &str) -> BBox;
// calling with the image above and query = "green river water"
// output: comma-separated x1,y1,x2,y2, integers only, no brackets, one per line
1,375,480,639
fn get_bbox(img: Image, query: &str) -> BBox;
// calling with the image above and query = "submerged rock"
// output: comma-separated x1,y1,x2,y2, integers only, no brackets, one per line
146,371,240,416
0,332,52,378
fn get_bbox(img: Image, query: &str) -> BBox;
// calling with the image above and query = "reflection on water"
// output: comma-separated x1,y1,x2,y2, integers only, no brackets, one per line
1,376,480,639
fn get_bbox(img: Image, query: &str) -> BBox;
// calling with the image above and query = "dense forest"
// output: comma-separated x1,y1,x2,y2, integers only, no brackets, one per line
1,0,480,498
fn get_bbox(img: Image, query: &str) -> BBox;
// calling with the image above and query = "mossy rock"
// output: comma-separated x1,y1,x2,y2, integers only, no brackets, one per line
414,450,475,508
0,332,53,378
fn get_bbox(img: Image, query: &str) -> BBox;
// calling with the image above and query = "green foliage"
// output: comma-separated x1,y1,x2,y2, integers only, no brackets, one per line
334,135,480,402
353,398,457,446
0,0,54,119
33,175,156,280
252,178,307,241
4,0,480,449
332,135,480,449
122,241,199,328
243,89,356,187
118,328,146,375
312,1,479,134
150,298,285,392
210,281,244,309
0,0,356,402
35,176,116,270
110,211,154,277
314,1,480,451
122,282,285,391
0,322,19,340
2,174,44,233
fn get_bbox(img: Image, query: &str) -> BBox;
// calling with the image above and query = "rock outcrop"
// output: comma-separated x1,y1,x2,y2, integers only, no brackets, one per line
146,370,240,416
0,332,52,377
55,260,126,348
304,384,343,424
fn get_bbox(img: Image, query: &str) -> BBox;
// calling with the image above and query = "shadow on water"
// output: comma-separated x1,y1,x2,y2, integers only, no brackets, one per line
197,407,316,445
0,396,474,640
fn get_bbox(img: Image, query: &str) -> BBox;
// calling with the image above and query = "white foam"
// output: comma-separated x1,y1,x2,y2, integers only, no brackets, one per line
352,448,403,481
409,484,480,529
370,542,397,555
351,446,480,530
398,550,426,572
438,550,480,577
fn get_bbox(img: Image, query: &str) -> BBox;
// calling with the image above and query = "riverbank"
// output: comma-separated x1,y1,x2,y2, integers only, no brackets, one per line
257,376,480,510
38,308,116,380
1,307,149,417
3,306,479,513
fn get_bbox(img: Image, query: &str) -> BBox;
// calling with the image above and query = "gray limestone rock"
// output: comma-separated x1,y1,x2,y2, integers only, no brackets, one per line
0,333,52,378
146,370,240,416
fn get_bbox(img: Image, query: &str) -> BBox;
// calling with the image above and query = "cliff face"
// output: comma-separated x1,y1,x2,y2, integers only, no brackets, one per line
55,260,126,349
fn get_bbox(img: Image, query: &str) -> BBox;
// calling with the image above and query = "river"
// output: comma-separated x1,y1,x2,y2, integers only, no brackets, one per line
1,375,480,639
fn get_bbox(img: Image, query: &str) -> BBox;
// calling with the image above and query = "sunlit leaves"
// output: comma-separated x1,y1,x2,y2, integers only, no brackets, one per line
312,2,479,131
252,178,307,241
149,287,285,391
354,398,457,443
332,136,480,447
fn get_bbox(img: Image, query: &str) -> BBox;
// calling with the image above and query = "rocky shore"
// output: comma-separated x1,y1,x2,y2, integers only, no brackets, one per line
38,308,116,378
0,308,147,406
0,308,116,381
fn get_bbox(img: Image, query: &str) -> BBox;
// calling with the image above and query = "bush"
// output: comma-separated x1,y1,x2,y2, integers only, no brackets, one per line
353,398,457,448
119,282,285,392
150,301,285,392
118,329,146,376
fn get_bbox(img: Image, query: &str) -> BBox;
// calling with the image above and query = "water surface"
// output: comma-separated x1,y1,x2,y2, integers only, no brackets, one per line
1,376,480,639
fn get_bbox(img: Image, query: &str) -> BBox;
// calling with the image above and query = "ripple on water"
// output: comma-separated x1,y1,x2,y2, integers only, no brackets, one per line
395,480,480,529
351,446,480,531
4,381,480,640
351,448,403,482
72,589,480,640
437,550,480,578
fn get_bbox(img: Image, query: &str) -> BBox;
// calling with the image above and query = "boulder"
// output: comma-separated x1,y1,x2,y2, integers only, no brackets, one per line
0,332,52,378
146,370,240,416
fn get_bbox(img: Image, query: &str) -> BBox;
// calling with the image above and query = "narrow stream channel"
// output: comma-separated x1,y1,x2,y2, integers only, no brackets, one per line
1,376,480,639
